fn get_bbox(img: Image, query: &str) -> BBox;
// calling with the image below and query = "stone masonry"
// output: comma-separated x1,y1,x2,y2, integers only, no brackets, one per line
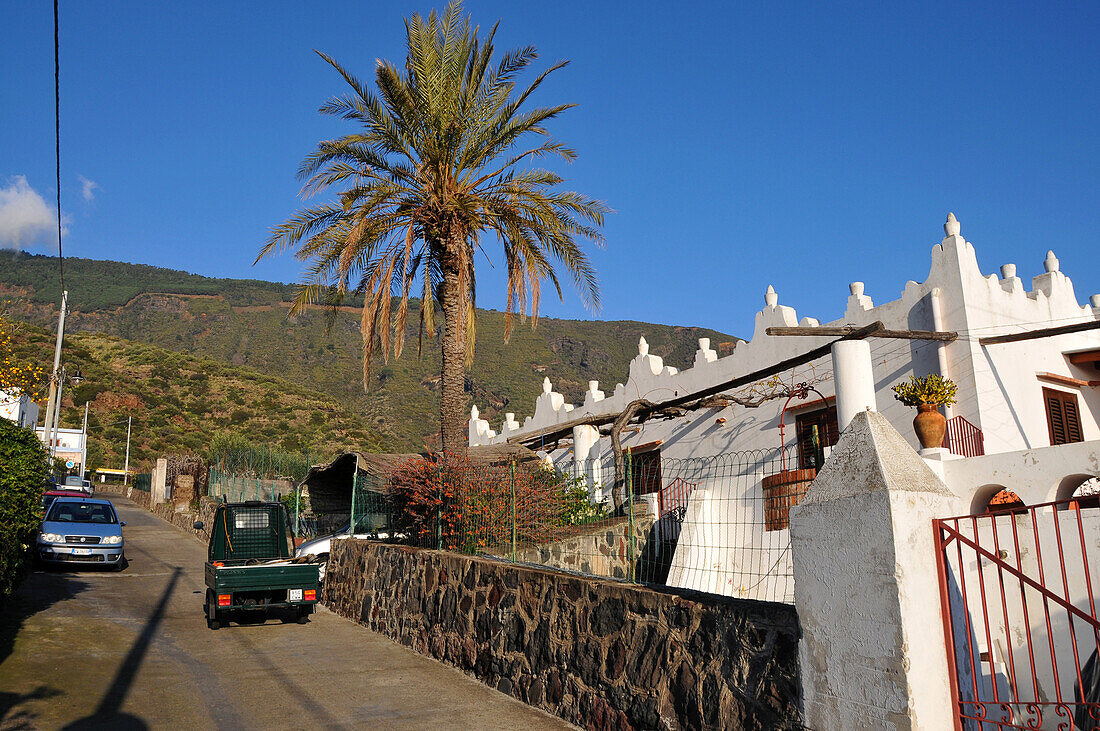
325,539,803,730
493,510,657,581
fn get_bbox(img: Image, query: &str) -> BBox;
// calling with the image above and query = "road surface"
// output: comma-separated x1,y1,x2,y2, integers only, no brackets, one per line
0,496,574,730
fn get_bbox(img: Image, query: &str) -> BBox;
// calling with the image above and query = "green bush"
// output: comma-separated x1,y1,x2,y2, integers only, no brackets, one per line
0,418,49,598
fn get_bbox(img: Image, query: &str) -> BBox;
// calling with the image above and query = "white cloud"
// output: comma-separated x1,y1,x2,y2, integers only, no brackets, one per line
0,176,64,250
78,175,99,202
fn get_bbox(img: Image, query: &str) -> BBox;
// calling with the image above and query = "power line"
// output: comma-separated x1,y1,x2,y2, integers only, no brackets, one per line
54,0,64,290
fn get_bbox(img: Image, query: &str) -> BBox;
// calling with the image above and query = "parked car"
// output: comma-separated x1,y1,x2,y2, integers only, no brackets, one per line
37,497,126,570
293,523,394,582
63,475,94,495
195,501,320,630
40,489,90,513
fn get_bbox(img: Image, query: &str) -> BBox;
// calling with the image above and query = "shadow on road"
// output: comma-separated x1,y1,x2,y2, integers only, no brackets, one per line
0,563,91,727
62,567,182,730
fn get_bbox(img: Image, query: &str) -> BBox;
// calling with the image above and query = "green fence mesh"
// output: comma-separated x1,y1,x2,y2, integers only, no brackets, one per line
348,447,809,604
206,445,317,538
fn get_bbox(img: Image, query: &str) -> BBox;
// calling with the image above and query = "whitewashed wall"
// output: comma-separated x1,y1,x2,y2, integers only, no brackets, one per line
470,213,1100,470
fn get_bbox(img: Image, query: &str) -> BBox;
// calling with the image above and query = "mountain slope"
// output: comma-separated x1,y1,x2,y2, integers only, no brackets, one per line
1,251,741,450
3,319,384,472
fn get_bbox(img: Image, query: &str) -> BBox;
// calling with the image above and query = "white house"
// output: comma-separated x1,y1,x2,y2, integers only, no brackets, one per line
467,213,1100,602
0,389,40,430
471,213,1099,501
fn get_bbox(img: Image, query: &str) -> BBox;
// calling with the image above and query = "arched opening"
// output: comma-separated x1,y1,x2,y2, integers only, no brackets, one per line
1055,474,1100,510
971,484,1027,516
986,489,1027,516
971,484,1009,515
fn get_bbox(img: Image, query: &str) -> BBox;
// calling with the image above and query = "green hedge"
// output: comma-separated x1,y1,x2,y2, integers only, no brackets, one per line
0,418,48,598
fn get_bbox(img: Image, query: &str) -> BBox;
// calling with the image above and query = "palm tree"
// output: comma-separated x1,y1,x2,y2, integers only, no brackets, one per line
258,1,607,454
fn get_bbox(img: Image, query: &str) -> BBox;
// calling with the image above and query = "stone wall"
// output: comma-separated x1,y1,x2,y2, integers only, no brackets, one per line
325,540,802,730
486,510,657,581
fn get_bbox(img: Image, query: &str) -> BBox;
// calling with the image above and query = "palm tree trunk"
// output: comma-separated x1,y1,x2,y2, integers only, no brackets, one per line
438,261,467,455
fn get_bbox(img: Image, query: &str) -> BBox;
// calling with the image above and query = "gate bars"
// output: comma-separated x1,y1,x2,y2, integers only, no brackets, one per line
935,498,1100,730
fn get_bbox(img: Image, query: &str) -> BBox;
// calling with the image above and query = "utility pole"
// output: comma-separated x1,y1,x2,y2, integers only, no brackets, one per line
79,401,88,480
41,290,68,461
49,364,65,463
123,415,132,486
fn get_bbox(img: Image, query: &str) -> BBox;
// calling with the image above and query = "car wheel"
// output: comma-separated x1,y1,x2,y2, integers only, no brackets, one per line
112,556,126,572
207,615,220,630
296,606,311,624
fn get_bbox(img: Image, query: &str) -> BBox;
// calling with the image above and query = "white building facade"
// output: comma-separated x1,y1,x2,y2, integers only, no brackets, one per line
470,214,1099,507
0,389,40,430
35,426,87,473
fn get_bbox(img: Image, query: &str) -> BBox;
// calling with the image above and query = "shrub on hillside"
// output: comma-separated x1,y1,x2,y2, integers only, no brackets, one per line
0,418,49,598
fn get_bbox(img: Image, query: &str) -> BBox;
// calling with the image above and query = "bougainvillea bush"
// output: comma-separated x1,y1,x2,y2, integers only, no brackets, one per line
0,416,49,599
386,454,601,553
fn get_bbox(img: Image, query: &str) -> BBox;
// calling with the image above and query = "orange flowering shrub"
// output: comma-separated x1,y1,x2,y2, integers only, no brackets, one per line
0,314,45,402
386,453,591,553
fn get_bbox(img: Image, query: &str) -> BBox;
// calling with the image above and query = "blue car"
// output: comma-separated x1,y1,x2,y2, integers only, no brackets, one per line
37,497,126,570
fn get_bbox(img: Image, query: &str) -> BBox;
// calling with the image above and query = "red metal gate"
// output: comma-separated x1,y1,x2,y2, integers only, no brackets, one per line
935,498,1100,729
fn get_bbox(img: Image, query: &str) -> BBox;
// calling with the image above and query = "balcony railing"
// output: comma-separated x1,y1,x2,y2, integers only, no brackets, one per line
942,415,985,457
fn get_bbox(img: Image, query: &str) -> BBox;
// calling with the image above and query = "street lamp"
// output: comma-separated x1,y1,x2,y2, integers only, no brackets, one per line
47,364,85,466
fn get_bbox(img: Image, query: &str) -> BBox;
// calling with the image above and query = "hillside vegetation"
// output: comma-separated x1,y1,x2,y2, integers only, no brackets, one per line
2,251,739,451
4,319,383,472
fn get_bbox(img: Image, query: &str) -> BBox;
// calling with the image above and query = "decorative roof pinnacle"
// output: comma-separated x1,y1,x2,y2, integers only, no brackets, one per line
944,212,961,237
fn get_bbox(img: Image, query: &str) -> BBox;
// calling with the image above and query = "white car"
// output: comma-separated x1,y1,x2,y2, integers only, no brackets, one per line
293,524,395,581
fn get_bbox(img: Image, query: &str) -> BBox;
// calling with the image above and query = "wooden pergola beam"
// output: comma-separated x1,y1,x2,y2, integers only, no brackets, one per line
766,326,957,341
978,319,1100,346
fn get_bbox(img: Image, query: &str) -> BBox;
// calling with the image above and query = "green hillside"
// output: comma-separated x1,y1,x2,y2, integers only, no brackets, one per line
1,251,740,451
3,319,383,473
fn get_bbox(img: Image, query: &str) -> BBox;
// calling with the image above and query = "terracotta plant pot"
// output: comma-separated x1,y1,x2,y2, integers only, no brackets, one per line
913,404,947,449
761,468,816,531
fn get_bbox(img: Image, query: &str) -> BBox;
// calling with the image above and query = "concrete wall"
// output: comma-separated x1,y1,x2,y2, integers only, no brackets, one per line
325,540,803,730
791,410,956,730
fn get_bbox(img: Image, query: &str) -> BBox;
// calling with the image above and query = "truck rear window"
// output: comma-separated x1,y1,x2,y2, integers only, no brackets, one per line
235,512,269,529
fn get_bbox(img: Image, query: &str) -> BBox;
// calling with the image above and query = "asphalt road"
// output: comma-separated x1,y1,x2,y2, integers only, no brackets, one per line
0,496,575,730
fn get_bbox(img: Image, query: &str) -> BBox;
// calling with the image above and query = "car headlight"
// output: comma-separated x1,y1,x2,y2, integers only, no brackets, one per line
102,535,123,545
40,533,63,544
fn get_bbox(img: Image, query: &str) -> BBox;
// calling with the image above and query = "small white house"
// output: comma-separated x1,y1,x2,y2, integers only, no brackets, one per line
0,389,39,430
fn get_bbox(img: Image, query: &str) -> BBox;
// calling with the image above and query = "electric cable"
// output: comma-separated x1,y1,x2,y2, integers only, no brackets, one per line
54,0,65,289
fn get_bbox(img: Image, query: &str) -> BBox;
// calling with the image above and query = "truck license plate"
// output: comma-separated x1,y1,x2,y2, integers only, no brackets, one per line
288,589,303,601
72,548,91,556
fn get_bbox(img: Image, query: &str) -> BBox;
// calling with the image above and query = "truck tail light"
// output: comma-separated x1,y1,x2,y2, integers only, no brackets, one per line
304,589,317,601
218,594,231,607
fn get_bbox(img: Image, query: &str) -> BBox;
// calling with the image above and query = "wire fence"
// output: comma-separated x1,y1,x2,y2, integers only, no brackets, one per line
347,447,810,604
206,446,317,538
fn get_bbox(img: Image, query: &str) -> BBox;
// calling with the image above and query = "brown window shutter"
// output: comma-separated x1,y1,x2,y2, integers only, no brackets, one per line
1065,396,1083,443
1044,387,1083,445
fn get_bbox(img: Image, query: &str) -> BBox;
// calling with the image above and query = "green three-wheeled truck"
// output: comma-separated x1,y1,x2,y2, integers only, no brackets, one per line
195,501,321,630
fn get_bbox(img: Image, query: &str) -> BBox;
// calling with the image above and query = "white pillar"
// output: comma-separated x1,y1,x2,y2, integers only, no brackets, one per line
790,410,956,730
152,457,168,504
572,425,599,491
831,339,876,432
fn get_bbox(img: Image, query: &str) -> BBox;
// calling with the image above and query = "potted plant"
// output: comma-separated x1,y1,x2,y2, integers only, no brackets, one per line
892,374,958,449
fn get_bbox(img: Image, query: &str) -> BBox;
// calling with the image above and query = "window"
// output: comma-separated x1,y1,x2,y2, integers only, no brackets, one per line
795,406,840,470
630,448,662,496
1043,387,1084,446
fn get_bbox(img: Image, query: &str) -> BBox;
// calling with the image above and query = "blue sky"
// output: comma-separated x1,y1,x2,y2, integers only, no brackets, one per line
2,1,1098,338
